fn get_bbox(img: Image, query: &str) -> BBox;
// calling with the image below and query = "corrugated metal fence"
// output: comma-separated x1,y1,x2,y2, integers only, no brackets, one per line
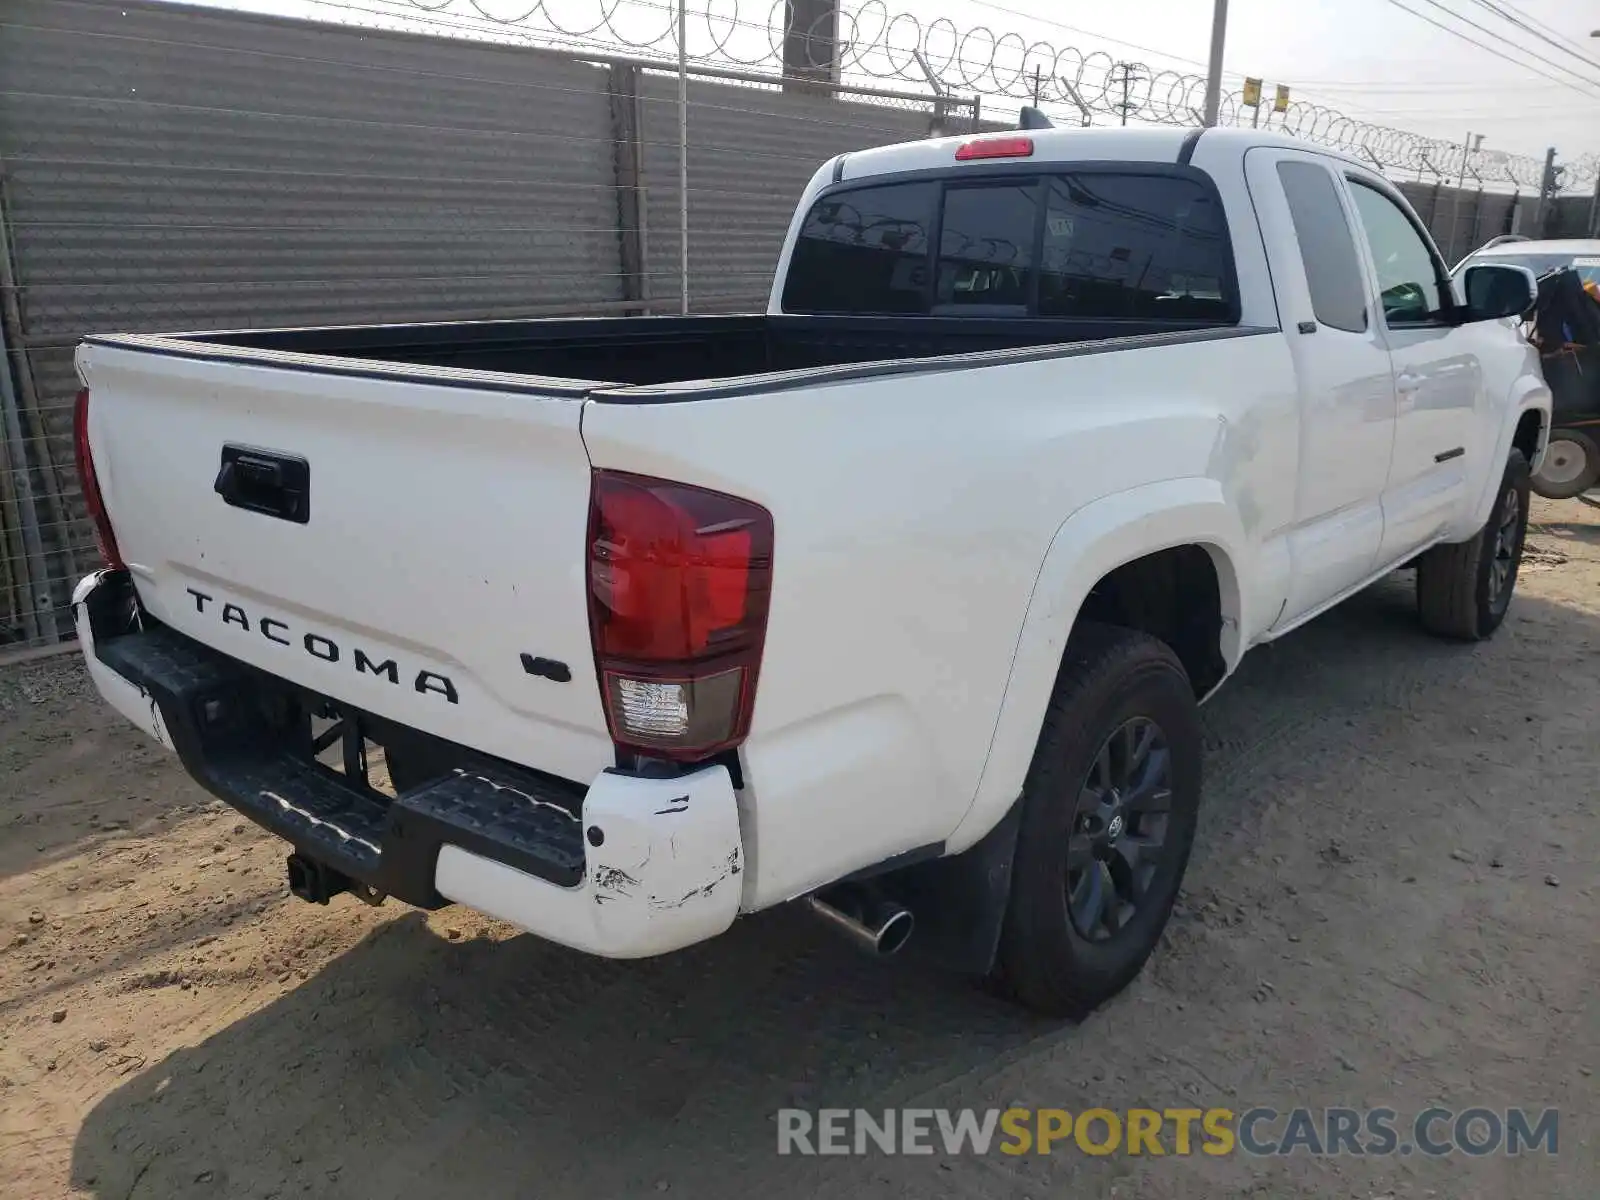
0,0,1581,654
0,0,961,651
1395,181,1521,265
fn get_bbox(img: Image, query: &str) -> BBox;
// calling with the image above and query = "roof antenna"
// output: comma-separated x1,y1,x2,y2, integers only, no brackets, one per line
1018,106,1055,130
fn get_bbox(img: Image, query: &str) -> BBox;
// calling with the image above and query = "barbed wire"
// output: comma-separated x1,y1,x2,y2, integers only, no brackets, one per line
380,0,1597,190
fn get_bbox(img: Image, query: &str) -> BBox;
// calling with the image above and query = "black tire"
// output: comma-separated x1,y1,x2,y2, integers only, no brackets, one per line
996,622,1202,1018
1416,449,1530,641
1530,429,1600,501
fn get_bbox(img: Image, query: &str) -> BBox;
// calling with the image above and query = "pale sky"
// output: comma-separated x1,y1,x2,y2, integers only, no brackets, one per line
221,0,1600,168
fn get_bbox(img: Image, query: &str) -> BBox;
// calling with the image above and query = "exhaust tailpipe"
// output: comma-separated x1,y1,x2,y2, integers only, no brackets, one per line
806,883,915,956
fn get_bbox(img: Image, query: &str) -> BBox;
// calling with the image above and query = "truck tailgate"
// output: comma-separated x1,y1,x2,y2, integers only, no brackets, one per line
78,341,613,785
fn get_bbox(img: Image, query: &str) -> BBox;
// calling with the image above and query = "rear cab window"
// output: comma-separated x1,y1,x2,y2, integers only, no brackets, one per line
781,182,937,314
935,182,1040,315
781,168,1238,323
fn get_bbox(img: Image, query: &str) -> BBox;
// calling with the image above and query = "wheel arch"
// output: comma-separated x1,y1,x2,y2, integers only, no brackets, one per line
1455,374,1550,539
944,478,1247,854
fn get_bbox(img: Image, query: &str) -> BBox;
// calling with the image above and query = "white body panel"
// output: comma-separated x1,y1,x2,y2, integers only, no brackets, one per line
582,333,1298,898
1240,146,1397,627
75,126,1550,950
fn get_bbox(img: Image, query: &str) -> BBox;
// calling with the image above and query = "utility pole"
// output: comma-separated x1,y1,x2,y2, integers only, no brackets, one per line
1456,133,1476,190
1202,0,1228,126
677,0,688,315
1116,63,1140,126
1532,147,1557,238
1448,132,1483,263
781,0,840,91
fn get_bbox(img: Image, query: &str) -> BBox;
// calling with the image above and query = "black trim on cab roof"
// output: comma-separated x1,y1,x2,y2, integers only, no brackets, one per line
1178,128,1204,166
812,157,1223,195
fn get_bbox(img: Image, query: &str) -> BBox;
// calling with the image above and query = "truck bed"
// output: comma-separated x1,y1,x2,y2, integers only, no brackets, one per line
108,313,1239,392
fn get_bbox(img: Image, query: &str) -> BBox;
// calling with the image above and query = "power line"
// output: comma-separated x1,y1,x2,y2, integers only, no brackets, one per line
1290,77,1580,91
962,0,1247,80
940,0,1600,99
1382,0,1600,95
1465,0,1600,73
1305,99,1590,116
1470,0,1600,74
161,0,1582,187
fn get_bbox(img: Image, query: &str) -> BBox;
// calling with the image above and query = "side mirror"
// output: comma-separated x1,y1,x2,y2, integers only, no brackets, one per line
1462,263,1537,321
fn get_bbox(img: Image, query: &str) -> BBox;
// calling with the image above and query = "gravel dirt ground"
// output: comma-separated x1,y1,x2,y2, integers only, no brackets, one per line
2,498,1596,1199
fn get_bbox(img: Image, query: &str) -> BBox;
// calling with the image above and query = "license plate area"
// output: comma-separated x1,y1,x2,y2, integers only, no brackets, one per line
308,706,397,799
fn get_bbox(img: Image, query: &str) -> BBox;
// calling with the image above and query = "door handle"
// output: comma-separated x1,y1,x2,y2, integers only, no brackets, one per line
1396,372,1423,396
215,445,311,524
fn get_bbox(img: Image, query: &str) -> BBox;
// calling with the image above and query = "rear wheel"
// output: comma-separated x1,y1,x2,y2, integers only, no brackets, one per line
996,623,1202,1018
1530,429,1599,500
1416,450,1530,641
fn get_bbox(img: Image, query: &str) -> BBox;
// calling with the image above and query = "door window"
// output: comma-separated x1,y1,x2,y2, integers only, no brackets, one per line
1347,181,1449,326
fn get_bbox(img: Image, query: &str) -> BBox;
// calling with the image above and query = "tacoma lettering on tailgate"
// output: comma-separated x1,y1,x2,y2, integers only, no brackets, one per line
185,587,459,703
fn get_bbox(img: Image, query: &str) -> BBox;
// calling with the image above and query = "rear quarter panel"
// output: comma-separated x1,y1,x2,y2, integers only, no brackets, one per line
581,332,1299,907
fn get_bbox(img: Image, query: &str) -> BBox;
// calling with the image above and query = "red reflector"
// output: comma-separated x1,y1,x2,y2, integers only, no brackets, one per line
587,471,773,760
955,136,1034,161
73,388,125,571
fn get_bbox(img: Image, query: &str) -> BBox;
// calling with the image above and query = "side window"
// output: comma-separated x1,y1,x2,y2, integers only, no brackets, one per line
781,181,937,314
933,182,1040,314
1037,173,1233,321
1347,181,1448,325
1276,161,1367,333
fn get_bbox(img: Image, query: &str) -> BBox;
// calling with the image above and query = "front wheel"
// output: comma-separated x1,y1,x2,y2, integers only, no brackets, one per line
1416,449,1531,641
996,623,1202,1018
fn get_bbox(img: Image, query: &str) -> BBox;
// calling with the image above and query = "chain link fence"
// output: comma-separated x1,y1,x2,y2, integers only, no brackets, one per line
0,0,1594,654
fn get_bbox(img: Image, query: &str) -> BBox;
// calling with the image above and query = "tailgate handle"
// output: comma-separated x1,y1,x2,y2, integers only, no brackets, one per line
215,445,310,524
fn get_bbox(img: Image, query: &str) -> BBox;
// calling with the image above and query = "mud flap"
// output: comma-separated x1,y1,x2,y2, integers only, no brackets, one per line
887,798,1023,977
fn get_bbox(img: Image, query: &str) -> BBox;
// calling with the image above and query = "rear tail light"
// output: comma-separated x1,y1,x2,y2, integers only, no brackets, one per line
587,470,773,761
954,135,1034,161
72,387,124,570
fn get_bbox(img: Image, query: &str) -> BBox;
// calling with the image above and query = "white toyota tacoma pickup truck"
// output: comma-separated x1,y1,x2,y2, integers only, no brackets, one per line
71,127,1549,1016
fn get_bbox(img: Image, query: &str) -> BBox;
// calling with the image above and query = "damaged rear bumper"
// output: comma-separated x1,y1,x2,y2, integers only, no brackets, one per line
72,569,744,959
